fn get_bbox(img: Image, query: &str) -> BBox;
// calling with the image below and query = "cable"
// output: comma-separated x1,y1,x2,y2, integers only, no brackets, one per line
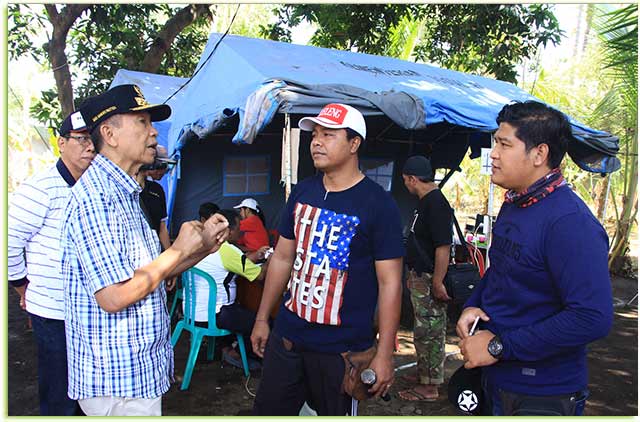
51,61,68,72
162,4,241,105
244,373,256,397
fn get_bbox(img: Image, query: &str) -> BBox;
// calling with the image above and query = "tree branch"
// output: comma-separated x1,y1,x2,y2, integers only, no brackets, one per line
43,4,91,117
141,4,213,73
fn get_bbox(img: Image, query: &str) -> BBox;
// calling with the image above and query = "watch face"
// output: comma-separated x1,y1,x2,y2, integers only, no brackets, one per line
488,337,503,357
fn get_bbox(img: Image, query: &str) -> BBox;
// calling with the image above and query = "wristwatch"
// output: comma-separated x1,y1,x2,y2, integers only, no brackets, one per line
487,335,503,360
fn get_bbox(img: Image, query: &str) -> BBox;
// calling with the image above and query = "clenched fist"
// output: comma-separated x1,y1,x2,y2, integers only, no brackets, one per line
202,213,229,254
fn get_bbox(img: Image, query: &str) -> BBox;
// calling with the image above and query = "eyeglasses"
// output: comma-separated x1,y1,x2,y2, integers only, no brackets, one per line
64,135,93,145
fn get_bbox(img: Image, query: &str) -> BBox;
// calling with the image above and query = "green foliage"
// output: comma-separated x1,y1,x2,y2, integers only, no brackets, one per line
414,4,562,83
70,5,211,101
8,4,48,61
525,4,637,264
9,4,213,127
592,4,638,265
29,89,62,131
263,4,562,83
261,5,426,52
213,4,275,39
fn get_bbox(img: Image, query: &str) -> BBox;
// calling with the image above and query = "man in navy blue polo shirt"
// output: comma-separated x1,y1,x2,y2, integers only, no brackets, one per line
457,101,613,416
251,103,404,415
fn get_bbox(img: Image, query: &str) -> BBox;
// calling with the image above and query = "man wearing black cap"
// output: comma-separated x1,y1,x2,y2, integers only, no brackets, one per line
399,155,453,402
251,103,404,415
60,84,230,416
8,109,95,415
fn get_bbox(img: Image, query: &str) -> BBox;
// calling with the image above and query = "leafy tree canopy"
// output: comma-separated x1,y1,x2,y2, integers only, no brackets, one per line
9,4,213,128
261,4,563,83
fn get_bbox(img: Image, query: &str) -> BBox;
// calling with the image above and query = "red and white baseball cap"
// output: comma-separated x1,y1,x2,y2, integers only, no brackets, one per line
299,103,366,139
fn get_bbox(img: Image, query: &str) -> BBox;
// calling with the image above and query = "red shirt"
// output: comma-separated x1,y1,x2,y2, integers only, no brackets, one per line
238,214,269,251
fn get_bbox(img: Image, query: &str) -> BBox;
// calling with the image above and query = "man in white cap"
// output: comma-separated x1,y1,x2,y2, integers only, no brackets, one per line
60,84,229,416
251,103,404,415
9,108,95,415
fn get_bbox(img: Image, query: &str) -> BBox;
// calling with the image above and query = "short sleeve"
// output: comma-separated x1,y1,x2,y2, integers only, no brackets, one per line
69,193,137,294
8,180,51,280
219,243,261,281
371,191,405,260
426,193,453,248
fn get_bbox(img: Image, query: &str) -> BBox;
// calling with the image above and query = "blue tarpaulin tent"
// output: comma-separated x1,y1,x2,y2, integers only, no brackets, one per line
112,33,620,231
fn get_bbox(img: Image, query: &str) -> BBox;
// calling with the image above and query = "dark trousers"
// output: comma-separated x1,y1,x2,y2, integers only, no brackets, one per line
216,303,257,336
30,313,78,416
482,373,588,416
216,303,260,356
252,330,350,416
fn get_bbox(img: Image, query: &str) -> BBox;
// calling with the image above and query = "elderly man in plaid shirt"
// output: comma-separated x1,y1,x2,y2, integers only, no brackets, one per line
60,85,229,416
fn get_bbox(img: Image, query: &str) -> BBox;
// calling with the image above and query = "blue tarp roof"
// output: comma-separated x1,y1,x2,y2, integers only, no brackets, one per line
111,34,621,225
165,33,618,173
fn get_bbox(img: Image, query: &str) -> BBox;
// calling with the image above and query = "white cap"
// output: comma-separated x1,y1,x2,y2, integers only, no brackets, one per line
298,103,366,139
233,198,259,212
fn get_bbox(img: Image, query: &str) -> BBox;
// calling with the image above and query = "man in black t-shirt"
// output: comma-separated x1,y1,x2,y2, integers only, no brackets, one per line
400,155,453,402
137,145,171,252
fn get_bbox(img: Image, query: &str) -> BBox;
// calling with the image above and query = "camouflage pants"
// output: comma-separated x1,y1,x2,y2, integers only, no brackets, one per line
407,269,447,385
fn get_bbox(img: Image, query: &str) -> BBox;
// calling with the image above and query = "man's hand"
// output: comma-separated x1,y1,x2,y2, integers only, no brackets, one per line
246,246,271,263
202,213,229,254
165,276,177,291
171,221,206,258
432,280,451,302
367,351,394,399
456,306,490,339
14,284,28,311
458,329,498,369
251,320,270,358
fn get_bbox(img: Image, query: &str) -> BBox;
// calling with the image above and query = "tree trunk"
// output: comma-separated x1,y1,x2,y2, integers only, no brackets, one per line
608,127,638,269
141,4,213,73
44,4,91,117
595,174,608,220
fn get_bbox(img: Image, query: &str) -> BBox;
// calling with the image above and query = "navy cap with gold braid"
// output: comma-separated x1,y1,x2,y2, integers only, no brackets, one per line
82,84,171,133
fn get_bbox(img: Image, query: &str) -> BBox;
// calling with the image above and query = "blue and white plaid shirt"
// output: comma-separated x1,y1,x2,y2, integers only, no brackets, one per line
61,154,173,400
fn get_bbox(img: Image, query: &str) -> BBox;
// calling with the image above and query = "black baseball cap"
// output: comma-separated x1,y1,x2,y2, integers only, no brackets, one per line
447,365,485,416
402,155,434,179
83,84,171,133
58,109,89,137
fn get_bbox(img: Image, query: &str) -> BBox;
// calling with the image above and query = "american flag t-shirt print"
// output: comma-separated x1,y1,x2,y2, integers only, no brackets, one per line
285,202,360,325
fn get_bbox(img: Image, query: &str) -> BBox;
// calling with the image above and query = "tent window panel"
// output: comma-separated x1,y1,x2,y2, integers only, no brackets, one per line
247,175,268,193
250,157,270,173
361,158,394,191
223,155,271,197
226,159,246,174
225,176,247,194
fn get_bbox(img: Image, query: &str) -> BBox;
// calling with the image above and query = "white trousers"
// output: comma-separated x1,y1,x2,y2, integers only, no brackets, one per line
78,395,162,416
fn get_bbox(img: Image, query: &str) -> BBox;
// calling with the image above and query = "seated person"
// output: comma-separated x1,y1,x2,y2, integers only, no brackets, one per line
198,202,220,222
191,207,270,366
233,198,270,252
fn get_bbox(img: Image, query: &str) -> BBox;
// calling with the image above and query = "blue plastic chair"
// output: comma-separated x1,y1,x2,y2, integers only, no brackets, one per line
171,267,250,390
169,285,183,319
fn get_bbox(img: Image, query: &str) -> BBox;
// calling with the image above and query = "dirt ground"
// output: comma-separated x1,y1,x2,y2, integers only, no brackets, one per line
7,276,638,416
